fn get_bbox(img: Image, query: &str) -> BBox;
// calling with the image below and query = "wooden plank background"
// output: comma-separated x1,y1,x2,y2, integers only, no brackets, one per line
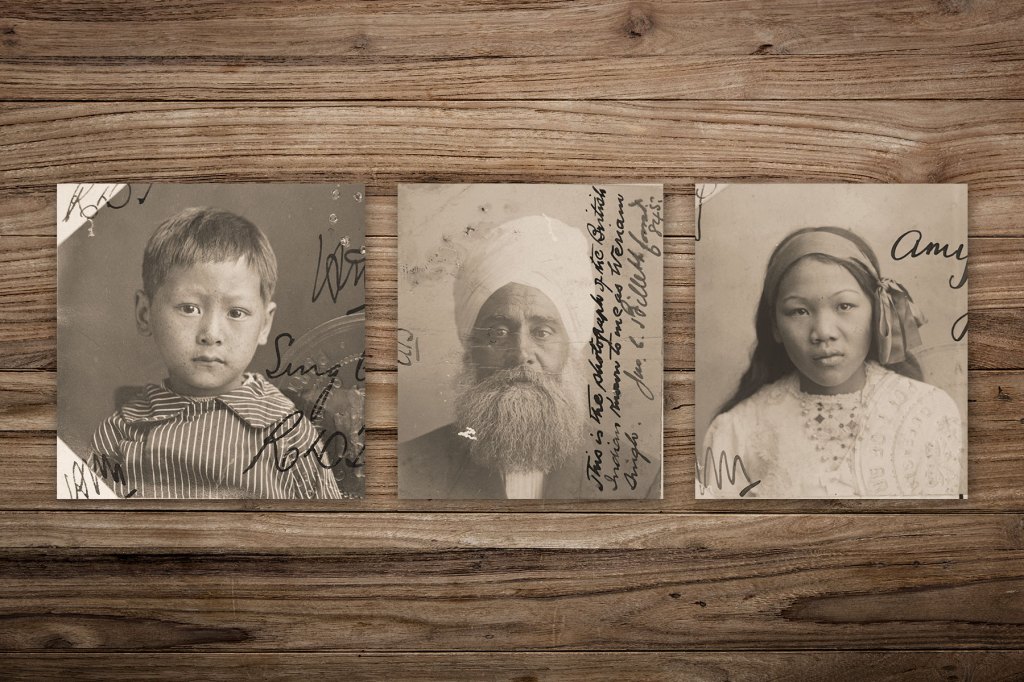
2,1,1023,679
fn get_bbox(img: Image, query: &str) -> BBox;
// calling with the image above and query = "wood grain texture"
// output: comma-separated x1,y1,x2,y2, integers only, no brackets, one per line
2,0,1022,675
0,514,1022,651
2,1,1022,57
1,103,1022,197
4,55,1024,101
3,652,1024,681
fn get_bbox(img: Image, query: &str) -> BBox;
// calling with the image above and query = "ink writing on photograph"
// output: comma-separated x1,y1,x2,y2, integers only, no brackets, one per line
312,233,366,314
397,328,421,366
62,183,154,237
263,331,366,476
696,447,761,497
890,229,968,340
62,453,137,500
585,187,663,494
694,184,719,242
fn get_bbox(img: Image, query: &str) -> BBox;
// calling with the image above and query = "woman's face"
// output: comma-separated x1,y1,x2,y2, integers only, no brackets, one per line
773,257,873,395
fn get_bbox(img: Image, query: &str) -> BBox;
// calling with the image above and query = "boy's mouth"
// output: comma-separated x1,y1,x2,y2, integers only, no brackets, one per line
193,356,225,364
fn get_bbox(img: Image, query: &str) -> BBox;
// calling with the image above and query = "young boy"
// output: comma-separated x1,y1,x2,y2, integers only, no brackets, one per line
90,207,343,499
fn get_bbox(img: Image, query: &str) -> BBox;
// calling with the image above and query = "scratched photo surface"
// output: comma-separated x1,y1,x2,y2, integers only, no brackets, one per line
57,184,366,500
695,184,968,500
397,183,664,500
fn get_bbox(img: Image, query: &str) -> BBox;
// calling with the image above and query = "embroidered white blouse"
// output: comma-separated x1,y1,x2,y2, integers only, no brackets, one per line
698,363,963,498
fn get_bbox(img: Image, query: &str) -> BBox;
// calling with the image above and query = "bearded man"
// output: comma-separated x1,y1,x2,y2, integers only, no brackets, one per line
398,216,593,499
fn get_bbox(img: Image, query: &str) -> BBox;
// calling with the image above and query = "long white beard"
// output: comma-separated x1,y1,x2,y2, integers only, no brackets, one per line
454,362,587,475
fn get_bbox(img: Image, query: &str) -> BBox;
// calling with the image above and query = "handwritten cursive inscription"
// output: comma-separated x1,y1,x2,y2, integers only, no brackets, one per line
891,229,968,290
696,447,761,497
66,454,138,499
312,233,366,313
951,312,968,342
584,190,664,494
397,328,422,366
890,229,969,340
62,183,154,237
245,409,347,474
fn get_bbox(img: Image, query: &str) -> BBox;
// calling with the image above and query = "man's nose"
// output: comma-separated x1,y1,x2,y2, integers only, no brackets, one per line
810,311,839,343
198,315,224,345
508,331,538,367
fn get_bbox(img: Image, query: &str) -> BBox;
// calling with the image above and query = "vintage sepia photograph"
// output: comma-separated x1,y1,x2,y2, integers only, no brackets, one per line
57,183,366,500
398,184,664,500
695,184,968,499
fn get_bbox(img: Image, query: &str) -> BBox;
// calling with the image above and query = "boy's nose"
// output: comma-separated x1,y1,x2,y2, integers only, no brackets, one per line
198,319,224,345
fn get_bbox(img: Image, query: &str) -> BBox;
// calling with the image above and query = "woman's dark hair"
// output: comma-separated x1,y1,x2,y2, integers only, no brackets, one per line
717,226,922,416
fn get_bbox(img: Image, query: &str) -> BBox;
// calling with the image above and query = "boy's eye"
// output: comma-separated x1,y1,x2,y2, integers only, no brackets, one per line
228,308,250,320
177,304,200,315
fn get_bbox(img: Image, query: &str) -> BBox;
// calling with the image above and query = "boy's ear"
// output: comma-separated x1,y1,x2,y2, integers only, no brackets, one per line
257,301,277,346
135,290,153,336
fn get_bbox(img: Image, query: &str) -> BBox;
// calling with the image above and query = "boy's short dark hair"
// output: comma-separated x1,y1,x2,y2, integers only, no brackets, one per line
142,207,278,301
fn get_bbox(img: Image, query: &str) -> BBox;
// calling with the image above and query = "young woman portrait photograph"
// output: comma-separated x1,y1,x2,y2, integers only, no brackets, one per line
695,184,968,499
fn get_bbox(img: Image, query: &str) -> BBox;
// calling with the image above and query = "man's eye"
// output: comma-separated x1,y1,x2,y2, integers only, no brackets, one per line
228,308,250,320
488,327,509,344
178,304,200,315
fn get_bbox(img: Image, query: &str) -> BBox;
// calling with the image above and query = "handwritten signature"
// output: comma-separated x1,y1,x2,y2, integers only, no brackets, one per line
312,233,366,313
891,229,967,290
890,229,968,341
397,328,421,366
62,183,154,236
65,453,138,499
696,447,761,497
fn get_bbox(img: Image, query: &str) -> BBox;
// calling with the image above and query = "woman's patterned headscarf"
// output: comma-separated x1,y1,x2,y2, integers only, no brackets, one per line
764,230,926,365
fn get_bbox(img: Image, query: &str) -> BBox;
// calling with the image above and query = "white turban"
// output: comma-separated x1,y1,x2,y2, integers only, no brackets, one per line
453,215,593,349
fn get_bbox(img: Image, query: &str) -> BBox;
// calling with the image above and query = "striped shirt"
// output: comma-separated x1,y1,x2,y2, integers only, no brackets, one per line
90,374,343,499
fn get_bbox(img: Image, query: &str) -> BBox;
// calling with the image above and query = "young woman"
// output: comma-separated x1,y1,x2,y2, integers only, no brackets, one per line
700,227,963,498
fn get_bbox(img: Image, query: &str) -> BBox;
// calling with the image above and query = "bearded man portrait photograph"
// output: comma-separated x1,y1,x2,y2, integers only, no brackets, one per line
397,184,664,500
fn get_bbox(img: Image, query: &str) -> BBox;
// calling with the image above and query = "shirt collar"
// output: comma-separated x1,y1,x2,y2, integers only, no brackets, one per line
119,374,298,429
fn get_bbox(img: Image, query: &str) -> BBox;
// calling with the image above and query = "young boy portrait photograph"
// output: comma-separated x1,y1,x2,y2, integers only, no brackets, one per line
57,184,366,500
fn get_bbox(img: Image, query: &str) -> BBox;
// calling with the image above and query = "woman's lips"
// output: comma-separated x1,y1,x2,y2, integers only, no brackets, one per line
812,352,844,366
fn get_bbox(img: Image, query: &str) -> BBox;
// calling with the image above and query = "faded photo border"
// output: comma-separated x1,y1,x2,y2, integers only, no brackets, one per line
397,184,664,500
57,183,366,500
695,184,968,499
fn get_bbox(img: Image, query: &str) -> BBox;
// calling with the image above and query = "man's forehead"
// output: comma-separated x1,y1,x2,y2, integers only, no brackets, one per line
476,283,564,323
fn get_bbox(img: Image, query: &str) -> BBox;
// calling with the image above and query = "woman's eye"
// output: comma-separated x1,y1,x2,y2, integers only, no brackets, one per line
837,302,856,312
533,327,553,340
228,308,249,320
786,308,808,317
178,304,200,315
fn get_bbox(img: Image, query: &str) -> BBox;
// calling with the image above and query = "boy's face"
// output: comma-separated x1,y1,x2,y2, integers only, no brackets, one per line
135,257,276,397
